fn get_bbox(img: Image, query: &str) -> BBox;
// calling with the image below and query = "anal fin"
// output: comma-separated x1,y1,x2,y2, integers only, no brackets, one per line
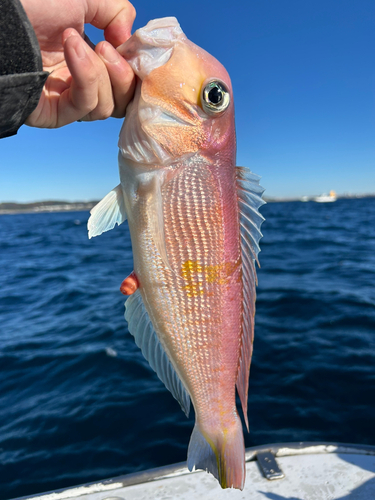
124,290,190,416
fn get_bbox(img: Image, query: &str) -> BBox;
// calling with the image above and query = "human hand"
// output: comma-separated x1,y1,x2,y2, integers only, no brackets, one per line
21,0,136,128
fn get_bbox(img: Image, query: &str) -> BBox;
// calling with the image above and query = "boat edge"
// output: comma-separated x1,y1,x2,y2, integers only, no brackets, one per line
11,441,375,500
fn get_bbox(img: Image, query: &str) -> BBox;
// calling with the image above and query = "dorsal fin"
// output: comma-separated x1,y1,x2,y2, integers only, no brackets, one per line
124,290,190,416
236,167,265,430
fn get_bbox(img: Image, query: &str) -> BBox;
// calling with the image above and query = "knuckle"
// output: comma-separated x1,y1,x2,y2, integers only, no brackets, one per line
101,105,114,120
115,68,134,91
86,70,99,87
76,96,99,117
90,103,114,121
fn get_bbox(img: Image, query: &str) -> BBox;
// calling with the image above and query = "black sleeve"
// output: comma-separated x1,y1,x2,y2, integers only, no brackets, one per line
0,0,49,139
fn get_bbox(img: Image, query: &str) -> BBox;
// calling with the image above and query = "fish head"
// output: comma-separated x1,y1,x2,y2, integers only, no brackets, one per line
117,17,235,165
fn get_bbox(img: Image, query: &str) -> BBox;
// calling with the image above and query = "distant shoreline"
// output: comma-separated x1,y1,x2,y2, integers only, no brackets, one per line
1,194,374,215
0,201,98,215
264,193,375,203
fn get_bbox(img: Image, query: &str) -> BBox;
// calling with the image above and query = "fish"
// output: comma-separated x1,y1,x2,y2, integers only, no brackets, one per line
87,17,265,490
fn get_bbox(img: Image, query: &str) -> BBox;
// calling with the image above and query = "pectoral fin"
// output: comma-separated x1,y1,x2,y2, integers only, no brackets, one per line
88,184,127,239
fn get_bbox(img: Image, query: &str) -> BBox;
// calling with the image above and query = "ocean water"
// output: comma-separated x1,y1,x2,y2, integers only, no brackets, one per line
0,198,374,499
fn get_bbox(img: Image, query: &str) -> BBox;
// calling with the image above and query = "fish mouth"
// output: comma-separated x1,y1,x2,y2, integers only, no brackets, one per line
117,17,186,79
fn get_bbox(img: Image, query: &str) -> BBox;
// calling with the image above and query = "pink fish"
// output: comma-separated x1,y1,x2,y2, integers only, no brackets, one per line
88,17,264,490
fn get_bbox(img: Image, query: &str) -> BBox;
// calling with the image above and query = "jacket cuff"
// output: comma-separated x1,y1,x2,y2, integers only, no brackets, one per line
0,71,48,138
0,0,49,138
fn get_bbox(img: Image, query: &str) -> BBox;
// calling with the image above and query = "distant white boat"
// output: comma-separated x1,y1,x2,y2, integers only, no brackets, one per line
314,190,337,203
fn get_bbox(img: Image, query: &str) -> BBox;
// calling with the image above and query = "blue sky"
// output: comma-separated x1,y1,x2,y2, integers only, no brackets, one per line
1,0,374,202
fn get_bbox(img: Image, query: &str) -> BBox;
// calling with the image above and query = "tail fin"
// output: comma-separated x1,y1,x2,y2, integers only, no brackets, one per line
187,418,245,490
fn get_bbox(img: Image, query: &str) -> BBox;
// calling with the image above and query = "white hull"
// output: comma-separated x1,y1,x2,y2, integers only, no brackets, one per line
314,195,337,203
13,442,375,500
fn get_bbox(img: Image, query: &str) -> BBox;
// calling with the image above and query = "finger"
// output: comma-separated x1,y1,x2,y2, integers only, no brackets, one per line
96,41,135,118
87,0,136,47
59,30,100,124
60,29,114,125
25,69,71,128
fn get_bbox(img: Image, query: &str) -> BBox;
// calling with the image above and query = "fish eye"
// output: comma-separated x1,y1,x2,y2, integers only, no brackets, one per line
201,80,230,115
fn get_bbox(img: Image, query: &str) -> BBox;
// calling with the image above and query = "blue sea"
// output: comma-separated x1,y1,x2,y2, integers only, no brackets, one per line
1,198,375,500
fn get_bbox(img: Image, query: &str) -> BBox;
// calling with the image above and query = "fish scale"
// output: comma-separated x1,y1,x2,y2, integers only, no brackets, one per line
88,17,265,490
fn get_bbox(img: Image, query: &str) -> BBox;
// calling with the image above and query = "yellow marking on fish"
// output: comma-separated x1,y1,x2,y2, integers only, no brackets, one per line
207,427,228,489
180,259,241,297
202,432,222,484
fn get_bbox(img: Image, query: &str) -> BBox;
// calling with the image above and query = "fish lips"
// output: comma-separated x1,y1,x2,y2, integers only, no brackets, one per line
117,17,185,80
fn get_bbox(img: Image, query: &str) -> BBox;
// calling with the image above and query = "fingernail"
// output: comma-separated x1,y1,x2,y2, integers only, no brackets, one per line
73,36,87,60
101,42,120,64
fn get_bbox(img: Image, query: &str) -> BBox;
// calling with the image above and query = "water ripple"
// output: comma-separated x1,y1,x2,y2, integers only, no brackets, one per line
0,199,374,499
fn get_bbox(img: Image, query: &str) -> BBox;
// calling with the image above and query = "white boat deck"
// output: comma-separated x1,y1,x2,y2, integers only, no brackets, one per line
13,442,375,500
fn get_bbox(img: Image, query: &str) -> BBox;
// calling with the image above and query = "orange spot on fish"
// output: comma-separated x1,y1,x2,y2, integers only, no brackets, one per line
120,271,139,295
180,259,241,297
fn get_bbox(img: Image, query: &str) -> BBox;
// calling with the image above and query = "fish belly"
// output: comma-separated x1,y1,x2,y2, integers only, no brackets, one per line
128,157,241,415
